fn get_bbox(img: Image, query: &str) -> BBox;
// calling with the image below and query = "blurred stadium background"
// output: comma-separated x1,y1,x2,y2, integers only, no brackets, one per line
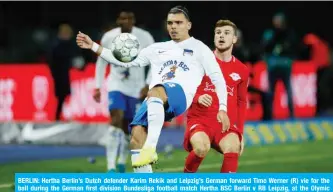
1,1,333,191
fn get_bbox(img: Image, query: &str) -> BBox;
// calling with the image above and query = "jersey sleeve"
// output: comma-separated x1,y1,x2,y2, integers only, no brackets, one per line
99,43,151,68
237,66,250,130
95,34,112,88
200,45,228,112
145,67,152,85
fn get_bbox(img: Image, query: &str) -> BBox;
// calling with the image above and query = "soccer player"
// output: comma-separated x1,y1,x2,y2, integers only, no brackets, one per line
94,10,155,173
76,5,230,170
183,20,249,173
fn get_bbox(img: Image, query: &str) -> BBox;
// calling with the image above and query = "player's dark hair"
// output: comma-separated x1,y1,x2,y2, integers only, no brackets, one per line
168,5,190,21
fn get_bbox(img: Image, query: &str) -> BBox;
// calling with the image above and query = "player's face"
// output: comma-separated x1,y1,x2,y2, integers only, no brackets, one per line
214,26,237,52
273,15,284,29
117,12,135,33
167,13,191,42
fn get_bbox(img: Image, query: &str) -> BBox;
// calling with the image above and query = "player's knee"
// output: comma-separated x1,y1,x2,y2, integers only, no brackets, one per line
193,143,210,158
130,125,147,149
110,110,124,128
190,132,211,157
147,86,167,103
219,133,241,153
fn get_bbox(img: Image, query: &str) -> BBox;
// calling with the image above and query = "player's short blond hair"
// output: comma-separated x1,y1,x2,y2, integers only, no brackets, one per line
215,20,237,36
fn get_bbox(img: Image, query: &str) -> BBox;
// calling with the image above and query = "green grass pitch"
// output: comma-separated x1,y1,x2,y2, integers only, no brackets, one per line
0,139,332,192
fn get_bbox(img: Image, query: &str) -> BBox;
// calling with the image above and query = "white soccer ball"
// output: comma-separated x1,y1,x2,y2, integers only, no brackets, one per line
111,33,140,63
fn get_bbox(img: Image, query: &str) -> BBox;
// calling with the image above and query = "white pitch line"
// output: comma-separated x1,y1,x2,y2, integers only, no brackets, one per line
0,183,13,189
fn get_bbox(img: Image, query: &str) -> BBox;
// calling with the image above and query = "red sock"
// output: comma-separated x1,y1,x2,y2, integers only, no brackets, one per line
184,151,204,173
221,153,239,173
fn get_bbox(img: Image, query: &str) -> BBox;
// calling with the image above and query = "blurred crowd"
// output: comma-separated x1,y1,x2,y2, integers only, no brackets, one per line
1,6,333,121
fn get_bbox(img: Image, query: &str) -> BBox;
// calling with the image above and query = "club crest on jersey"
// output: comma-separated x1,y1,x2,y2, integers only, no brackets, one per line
183,49,193,56
162,65,178,82
121,69,130,80
229,73,241,81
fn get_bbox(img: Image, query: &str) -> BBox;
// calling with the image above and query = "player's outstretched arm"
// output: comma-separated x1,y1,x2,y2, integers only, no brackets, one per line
200,45,230,132
93,34,110,103
200,47,228,112
76,31,150,68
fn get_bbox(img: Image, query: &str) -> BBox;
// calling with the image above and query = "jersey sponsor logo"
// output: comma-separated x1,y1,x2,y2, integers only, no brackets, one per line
204,82,215,92
158,60,190,75
204,82,235,96
229,72,241,81
227,85,234,96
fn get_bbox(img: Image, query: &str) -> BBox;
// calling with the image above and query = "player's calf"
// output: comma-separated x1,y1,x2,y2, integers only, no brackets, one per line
218,132,241,173
130,125,147,149
110,109,124,128
129,125,153,173
105,109,124,172
184,132,210,173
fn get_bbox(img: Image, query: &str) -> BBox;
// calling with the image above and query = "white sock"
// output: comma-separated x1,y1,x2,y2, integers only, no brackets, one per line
131,149,153,173
117,130,129,165
143,97,165,149
106,126,121,170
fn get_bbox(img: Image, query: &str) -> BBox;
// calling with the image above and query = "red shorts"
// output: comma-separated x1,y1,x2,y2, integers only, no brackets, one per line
183,117,243,153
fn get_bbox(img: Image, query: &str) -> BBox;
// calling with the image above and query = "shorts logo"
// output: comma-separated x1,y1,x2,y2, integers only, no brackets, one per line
108,98,113,105
204,82,215,92
190,124,199,130
167,83,176,88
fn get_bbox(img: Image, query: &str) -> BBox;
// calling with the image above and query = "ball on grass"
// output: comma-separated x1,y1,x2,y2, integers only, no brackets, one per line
87,156,96,164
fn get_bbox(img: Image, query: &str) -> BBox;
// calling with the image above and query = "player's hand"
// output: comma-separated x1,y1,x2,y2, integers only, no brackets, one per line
76,31,93,49
93,88,101,103
198,94,213,107
217,110,230,133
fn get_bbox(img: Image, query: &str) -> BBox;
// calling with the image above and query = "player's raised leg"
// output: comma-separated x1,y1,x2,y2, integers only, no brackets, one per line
184,129,211,173
217,131,242,173
132,85,167,167
132,82,187,167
